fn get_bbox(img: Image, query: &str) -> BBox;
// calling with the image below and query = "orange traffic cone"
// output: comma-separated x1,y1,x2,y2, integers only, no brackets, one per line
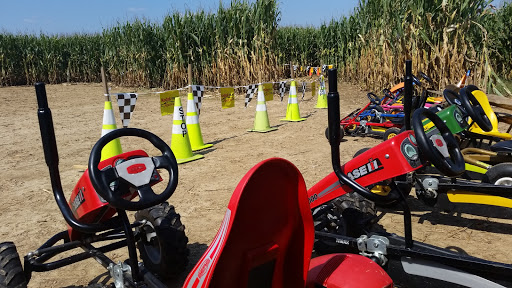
171,96,204,164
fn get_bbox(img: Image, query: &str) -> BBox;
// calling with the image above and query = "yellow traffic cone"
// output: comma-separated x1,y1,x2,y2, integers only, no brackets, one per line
100,100,122,161
248,85,278,133
171,96,204,164
281,81,306,122
315,75,328,109
186,92,213,151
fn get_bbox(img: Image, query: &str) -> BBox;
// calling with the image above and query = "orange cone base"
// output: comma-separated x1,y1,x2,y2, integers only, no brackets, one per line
192,143,213,152
176,153,204,164
247,127,278,133
280,117,306,122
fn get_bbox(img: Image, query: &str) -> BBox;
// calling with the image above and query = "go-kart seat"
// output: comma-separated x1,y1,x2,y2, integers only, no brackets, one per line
182,158,392,288
466,87,512,141
490,140,512,153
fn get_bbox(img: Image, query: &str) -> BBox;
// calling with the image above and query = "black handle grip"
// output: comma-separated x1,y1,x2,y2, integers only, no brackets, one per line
404,60,413,130
35,82,59,168
327,69,399,204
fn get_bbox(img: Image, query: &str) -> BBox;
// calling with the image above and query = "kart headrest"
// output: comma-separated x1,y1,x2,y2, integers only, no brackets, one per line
183,158,314,288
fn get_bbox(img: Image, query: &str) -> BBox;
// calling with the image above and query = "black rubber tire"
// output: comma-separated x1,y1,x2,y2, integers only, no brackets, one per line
482,163,512,185
324,125,344,142
0,242,28,288
353,147,370,158
135,202,189,280
383,127,401,140
312,193,379,254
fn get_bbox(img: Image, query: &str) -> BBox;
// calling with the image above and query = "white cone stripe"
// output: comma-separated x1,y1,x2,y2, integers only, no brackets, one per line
288,97,298,104
101,128,115,136
173,124,187,135
173,106,186,121
186,115,199,124
256,103,267,111
187,99,197,113
103,109,116,125
257,91,265,102
289,85,297,96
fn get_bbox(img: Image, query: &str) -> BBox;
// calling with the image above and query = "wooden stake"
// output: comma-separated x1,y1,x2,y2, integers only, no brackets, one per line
188,63,193,93
290,62,294,79
101,66,109,101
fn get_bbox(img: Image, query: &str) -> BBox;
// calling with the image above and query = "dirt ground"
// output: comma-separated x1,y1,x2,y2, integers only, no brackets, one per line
1,80,511,288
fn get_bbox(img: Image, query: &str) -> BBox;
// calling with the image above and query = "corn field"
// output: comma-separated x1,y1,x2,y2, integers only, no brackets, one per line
0,0,510,95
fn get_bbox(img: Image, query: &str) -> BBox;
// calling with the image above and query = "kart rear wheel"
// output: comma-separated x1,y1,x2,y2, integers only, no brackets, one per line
482,163,512,185
312,193,378,255
383,127,401,140
0,242,28,288
135,202,189,280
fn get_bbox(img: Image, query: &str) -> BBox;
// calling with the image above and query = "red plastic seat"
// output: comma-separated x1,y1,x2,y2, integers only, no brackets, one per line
183,158,392,288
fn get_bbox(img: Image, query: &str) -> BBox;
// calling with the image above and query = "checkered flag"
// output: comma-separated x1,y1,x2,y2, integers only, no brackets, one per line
191,85,204,114
322,65,327,73
302,82,306,100
305,66,310,76
293,65,298,72
313,67,317,75
245,84,258,108
116,93,137,128
279,81,286,102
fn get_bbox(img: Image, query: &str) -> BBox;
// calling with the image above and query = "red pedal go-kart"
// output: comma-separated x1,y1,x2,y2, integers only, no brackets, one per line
181,158,392,288
310,65,512,287
337,91,405,140
0,83,189,288
0,83,393,288
333,72,436,141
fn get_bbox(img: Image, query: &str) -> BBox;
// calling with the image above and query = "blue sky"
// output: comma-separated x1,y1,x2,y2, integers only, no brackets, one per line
0,0,360,35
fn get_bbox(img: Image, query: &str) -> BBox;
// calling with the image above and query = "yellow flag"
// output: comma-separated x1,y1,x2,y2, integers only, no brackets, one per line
220,87,235,109
328,65,333,69
263,83,273,101
311,82,316,96
160,90,179,116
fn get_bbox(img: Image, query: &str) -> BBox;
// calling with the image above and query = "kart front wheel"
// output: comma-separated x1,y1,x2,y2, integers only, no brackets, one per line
135,202,189,280
0,242,28,288
324,126,344,142
383,127,401,140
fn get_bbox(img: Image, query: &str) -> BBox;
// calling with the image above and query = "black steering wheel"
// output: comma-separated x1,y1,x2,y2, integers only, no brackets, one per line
419,72,434,86
443,88,462,107
382,88,395,100
412,108,465,177
412,75,422,86
367,92,381,105
88,128,179,211
459,85,493,132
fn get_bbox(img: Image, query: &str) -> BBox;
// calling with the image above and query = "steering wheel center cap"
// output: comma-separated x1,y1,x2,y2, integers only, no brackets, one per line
430,135,449,158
